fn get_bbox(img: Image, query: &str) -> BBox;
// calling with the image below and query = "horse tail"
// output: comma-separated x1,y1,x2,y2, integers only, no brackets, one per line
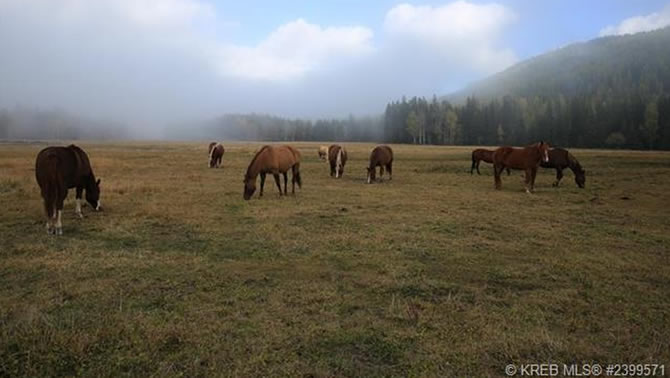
208,144,215,162
294,162,302,188
471,151,477,174
336,148,343,175
41,154,61,219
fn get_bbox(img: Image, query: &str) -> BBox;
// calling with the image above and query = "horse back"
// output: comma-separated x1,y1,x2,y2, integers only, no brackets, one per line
370,145,393,166
541,147,569,169
270,145,300,172
36,146,86,189
473,148,494,163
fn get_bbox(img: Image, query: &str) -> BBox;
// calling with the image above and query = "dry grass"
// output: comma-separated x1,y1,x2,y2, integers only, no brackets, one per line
1,141,669,377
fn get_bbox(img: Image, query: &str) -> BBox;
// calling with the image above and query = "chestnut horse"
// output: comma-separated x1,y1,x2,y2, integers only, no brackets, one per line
328,144,348,178
243,145,302,200
35,145,101,235
318,145,328,160
471,148,510,175
492,142,550,193
540,148,586,188
208,142,224,168
367,145,393,184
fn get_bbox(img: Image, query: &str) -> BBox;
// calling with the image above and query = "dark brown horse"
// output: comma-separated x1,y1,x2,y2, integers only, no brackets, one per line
208,142,225,168
540,148,586,188
328,144,347,178
471,148,509,175
367,145,393,184
35,145,101,235
492,142,550,193
243,145,302,200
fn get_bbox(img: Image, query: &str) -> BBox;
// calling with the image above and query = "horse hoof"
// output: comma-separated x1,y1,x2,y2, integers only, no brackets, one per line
56,228,63,236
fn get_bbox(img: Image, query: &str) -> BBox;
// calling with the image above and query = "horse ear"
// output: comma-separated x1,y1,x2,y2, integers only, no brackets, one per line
96,178,101,185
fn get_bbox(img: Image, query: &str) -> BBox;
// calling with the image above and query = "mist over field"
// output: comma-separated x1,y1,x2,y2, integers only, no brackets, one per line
0,0,669,147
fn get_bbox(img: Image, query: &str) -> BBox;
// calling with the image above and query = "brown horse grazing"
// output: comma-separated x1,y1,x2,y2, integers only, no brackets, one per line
35,145,101,235
492,142,550,193
208,142,225,168
367,145,393,184
471,148,510,175
540,148,586,188
328,144,348,178
318,145,328,160
243,145,302,200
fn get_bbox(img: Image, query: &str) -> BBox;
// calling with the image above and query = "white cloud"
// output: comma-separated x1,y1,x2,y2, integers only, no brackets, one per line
0,0,520,132
214,19,374,81
383,1,518,74
600,4,670,36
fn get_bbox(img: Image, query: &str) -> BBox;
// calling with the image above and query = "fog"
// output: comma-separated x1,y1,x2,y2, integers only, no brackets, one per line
0,0,518,139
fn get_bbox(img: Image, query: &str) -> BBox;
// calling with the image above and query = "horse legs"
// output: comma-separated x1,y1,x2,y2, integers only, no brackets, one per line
75,187,84,218
54,194,65,235
44,199,54,234
553,168,563,187
523,168,533,193
379,166,384,181
330,163,335,177
259,172,266,197
530,167,538,192
273,173,282,196
506,168,511,176
470,159,476,175
494,164,502,190
283,172,288,195
476,161,482,175
291,166,296,194
387,163,393,181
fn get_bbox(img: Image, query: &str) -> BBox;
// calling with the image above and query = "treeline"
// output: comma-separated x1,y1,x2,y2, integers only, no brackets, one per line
384,93,670,149
171,113,383,142
0,107,128,140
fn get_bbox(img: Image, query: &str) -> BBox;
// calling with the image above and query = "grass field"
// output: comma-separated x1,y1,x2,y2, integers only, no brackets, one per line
1,141,669,377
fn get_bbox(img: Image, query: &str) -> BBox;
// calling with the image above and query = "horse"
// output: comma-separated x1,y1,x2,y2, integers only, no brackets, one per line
35,144,101,235
471,148,510,175
328,144,347,178
540,148,586,188
318,145,328,160
208,142,225,168
243,145,302,200
367,145,393,184
492,141,550,193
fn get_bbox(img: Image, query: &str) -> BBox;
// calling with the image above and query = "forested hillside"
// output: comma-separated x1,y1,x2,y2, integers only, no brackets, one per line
383,27,670,149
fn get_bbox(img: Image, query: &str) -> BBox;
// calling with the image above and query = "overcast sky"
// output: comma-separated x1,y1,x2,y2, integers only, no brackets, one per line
1,0,669,136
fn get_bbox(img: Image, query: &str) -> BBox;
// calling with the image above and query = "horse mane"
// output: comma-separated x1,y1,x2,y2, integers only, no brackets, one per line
567,152,583,173
246,145,271,179
67,144,94,182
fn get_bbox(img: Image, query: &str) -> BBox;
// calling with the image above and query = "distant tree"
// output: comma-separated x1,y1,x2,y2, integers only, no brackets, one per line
496,123,505,144
0,109,10,139
445,109,460,145
406,110,419,144
605,132,627,148
642,100,659,149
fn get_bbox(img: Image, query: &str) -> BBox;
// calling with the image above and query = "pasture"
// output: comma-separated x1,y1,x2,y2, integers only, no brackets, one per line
1,142,669,377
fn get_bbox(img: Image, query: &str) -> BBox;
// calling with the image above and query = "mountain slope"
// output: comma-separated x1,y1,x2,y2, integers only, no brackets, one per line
447,26,670,103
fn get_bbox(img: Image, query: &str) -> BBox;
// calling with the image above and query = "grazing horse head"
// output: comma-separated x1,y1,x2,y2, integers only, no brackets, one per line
243,175,256,200
366,167,374,183
86,177,101,210
575,168,586,188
